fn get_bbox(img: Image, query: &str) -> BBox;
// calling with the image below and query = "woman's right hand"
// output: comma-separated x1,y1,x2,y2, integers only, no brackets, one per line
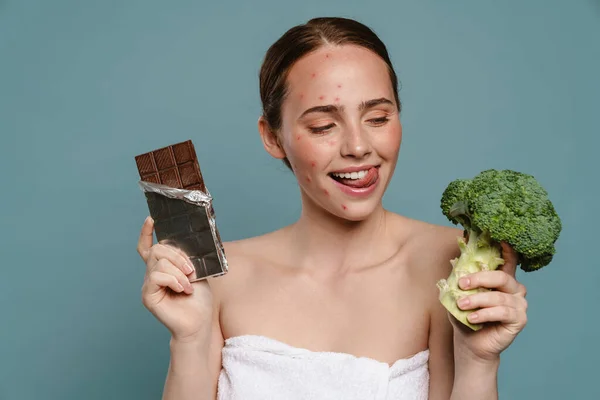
137,216,214,342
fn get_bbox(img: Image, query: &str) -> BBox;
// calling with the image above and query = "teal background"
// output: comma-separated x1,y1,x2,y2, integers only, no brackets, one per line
1,0,598,399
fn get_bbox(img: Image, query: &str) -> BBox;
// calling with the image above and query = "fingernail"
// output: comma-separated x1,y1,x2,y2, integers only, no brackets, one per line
459,277,470,289
176,283,184,292
458,297,470,308
186,283,194,294
184,263,194,274
468,312,479,322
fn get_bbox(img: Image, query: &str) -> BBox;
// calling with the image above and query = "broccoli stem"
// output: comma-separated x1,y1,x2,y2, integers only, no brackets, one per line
436,229,505,330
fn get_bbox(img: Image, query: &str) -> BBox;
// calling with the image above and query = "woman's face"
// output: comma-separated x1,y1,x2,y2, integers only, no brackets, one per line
277,44,402,221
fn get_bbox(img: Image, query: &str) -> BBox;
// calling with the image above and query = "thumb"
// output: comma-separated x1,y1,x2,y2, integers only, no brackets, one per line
500,242,518,277
137,216,155,262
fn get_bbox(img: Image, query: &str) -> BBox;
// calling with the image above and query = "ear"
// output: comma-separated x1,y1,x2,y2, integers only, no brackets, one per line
258,116,286,160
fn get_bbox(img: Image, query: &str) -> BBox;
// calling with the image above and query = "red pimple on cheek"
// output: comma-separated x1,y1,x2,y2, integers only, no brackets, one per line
323,189,329,196
337,84,342,88
311,161,316,167
300,93,304,99
327,140,336,146
311,73,317,78
342,204,347,210
297,135,302,141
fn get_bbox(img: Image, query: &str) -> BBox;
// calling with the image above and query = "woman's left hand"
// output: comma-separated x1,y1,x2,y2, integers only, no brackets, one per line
450,242,529,362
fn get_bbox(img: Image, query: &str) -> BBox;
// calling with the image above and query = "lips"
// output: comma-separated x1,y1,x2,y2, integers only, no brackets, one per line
330,167,378,188
327,166,380,199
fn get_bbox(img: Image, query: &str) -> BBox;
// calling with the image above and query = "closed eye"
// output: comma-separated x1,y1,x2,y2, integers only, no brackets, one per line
368,117,389,126
309,123,335,134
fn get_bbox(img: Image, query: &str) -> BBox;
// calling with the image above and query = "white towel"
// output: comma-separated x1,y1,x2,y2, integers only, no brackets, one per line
217,335,429,400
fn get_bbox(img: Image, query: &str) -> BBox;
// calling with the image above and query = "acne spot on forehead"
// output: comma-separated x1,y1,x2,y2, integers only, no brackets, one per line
311,73,317,78
334,97,340,102
337,84,342,88
325,53,331,58
311,161,316,167
319,95,325,100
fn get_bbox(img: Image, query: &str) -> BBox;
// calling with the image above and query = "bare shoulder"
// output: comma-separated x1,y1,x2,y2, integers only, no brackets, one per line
407,219,462,396
383,212,463,302
206,229,287,299
387,214,461,396
393,213,463,281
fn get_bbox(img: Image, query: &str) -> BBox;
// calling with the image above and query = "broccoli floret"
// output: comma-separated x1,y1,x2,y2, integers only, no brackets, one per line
436,169,562,330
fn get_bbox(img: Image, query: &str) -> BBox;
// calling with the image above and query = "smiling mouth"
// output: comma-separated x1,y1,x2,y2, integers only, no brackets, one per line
329,167,379,188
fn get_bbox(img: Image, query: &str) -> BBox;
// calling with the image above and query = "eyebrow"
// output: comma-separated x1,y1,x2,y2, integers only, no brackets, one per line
359,97,395,111
298,97,394,119
299,104,344,119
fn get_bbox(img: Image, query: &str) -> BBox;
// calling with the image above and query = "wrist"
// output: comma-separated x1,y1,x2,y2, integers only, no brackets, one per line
455,355,500,380
170,325,212,345
455,348,500,370
168,335,211,377
170,334,209,351
452,352,499,400
453,332,501,366
170,329,212,359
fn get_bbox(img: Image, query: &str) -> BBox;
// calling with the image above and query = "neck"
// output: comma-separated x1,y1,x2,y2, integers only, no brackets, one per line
286,193,396,273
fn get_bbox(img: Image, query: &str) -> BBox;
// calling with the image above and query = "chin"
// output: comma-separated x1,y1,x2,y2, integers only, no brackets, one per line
300,174,389,222
330,202,382,223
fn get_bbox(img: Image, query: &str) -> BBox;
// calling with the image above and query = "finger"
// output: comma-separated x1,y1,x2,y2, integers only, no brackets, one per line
169,246,199,281
153,259,194,294
148,243,195,277
499,242,518,277
457,290,520,311
143,271,185,298
517,283,528,298
459,270,521,294
466,305,526,328
137,216,154,262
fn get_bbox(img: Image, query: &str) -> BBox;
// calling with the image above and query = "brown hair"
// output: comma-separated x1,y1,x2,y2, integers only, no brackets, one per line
259,17,401,170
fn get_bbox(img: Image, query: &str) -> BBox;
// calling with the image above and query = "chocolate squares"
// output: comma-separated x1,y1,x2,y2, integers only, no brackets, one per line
135,140,206,192
135,139,228,281
145,191,225,278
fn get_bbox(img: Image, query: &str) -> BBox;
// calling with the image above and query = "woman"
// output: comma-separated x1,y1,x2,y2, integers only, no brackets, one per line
137,17,528,400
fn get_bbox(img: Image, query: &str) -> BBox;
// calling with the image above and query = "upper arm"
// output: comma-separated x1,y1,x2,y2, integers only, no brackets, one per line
427,290,455,399
204,240,247,398
206,279,224,399
205,241,238,398
425,227,462,399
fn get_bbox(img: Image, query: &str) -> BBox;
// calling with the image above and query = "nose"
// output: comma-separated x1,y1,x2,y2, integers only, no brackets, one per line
340,124,372,159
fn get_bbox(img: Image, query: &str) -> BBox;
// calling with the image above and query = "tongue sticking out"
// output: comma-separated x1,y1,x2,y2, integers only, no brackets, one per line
332,168,378,188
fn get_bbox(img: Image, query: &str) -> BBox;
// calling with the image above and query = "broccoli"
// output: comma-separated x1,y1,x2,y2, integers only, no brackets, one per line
436,169,562,330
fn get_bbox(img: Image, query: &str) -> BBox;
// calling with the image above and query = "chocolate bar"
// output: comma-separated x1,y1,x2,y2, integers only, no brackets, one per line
135,140,227,281
135,140,206,192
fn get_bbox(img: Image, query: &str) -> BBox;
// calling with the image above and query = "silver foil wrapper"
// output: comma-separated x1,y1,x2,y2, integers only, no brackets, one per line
138,180,228,281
